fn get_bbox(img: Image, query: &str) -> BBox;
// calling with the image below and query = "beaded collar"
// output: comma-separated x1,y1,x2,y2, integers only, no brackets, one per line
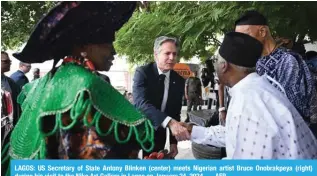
62,56,96,72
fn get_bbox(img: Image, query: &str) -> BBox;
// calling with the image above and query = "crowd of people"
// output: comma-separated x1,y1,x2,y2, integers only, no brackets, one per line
1,52,41,149
1,2,317,174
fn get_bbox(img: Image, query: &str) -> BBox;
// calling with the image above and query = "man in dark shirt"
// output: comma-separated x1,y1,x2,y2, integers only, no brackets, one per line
10,62,31,88
1,51,21,175
32,68,40,81
185,71,202,113
1,51,21,125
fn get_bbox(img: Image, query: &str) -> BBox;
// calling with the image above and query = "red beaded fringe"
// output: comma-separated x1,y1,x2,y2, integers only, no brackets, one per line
63,56,96,72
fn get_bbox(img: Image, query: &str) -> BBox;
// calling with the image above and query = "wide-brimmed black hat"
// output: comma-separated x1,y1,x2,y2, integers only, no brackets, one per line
219,32,263,67
13,1,136,63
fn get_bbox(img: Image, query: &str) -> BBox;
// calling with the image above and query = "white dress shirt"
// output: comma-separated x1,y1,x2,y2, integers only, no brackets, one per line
157,67,173,128
191,73,317,159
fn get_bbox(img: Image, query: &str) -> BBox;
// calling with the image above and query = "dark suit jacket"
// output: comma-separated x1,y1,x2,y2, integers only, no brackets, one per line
133,62,185,147
10,70,29,88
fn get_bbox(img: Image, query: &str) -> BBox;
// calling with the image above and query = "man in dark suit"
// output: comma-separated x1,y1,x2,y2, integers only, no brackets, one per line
10,62,31,88
1,51,21,126
133,36,189,158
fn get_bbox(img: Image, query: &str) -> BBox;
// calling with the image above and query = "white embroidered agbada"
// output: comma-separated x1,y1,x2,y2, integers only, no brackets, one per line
191,73,317,159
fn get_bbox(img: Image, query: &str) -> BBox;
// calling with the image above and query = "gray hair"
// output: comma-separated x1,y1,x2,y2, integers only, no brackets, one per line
153,36,180,54
19,62,31,67
217,54,256,74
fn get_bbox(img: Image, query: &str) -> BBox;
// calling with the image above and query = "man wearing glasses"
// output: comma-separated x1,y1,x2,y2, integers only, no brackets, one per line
1,51,21,151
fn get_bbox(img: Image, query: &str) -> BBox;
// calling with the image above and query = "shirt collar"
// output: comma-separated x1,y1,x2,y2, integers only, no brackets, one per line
261,47,284,60
18,69,25,74
229,73,259,96
157,67,170,79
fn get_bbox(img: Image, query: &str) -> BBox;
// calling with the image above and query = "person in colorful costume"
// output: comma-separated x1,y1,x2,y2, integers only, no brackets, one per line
1,2,155,174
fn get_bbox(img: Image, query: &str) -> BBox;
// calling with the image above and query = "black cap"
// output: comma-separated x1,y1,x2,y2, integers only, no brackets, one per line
219,32,263,67
235,10,268,26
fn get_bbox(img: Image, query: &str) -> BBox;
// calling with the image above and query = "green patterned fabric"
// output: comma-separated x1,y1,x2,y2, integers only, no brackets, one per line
2,63,154,164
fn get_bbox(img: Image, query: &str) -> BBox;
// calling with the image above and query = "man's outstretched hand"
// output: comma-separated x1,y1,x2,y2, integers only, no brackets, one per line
168,119,190,141
179,122,194,135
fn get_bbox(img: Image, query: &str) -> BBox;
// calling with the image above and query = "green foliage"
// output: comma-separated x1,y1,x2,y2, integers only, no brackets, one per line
2,1,317,64
115,1,317,64
1,1,57,50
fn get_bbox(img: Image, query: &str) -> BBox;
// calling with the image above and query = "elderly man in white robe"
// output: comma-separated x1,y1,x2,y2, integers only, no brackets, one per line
179,32,317,159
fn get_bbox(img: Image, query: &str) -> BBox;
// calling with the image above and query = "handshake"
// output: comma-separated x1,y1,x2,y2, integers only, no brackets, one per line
168,119,195,141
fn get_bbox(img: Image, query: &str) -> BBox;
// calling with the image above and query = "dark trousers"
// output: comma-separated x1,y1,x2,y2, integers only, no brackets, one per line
186,94,200,122
187,93,200,112
214,90,219,110
207,90,219,110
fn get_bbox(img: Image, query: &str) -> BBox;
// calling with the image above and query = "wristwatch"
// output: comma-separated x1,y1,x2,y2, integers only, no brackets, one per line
218,107,226,112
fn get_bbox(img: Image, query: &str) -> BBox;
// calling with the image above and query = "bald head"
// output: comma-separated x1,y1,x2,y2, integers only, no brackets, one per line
235,10,273,44
235,10,276,56
235,25,272,44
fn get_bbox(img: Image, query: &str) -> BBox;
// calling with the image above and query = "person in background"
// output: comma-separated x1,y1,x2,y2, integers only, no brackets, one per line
123,90,128,97
179,32,317,159
233,10,317,127
201,60,216,110
185,71,202,112
305,51,317,88
292,42,306,59
1,51,21,175
1,51,21,125
32,68,40,81
10,62,31,88
306,51,317,61
217,83,231,123
305,51,317,129
213,73,220,110
127,92,133,104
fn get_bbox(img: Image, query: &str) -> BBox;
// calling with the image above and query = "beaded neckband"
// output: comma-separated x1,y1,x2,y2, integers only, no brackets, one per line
62,56,96,72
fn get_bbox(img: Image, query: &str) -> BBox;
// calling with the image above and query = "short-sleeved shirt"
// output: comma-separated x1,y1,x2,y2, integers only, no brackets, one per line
256,47,316,119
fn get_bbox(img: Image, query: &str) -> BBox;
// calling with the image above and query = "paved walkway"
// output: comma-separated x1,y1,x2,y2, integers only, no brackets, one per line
173,105,214,159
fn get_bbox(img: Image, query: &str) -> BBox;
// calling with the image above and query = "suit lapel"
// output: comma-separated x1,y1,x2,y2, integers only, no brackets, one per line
152,62,159,78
